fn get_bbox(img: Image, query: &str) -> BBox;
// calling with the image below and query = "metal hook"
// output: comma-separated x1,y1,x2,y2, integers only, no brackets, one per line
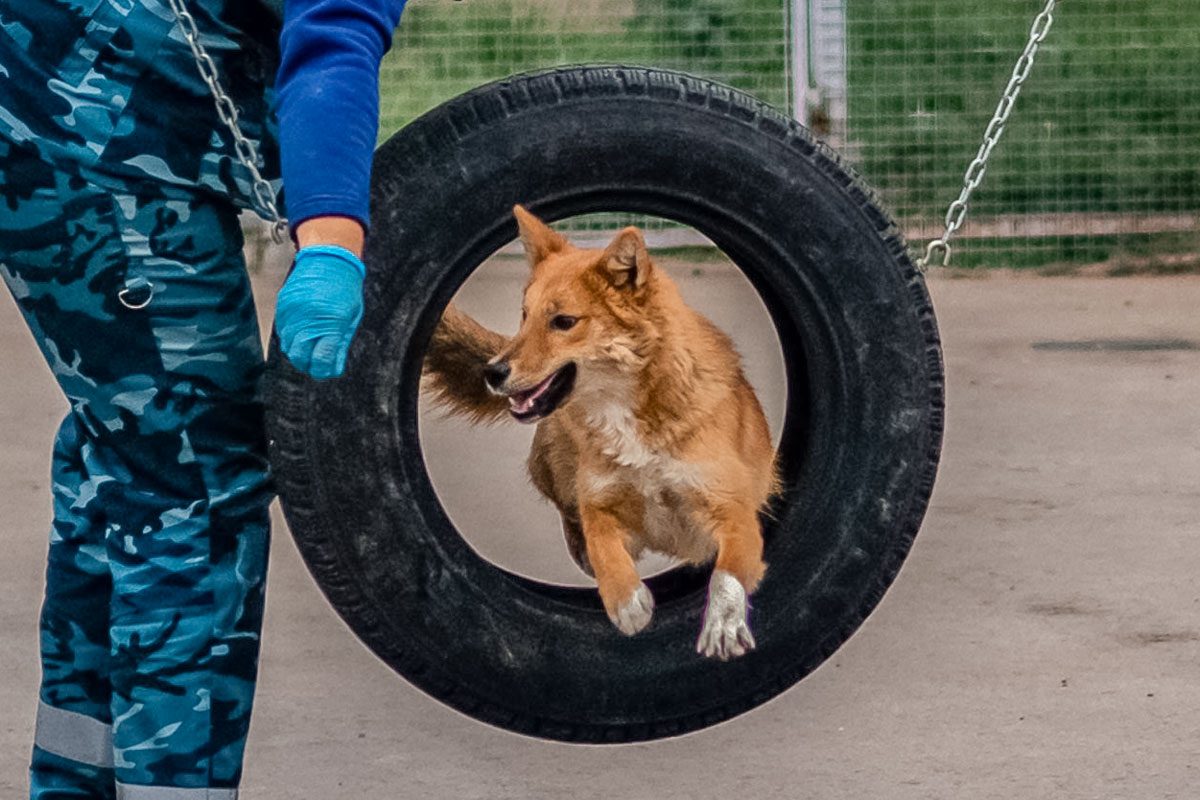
917,239,952,272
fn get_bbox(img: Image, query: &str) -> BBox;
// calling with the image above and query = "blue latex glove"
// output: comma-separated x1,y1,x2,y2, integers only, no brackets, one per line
275,244,365,380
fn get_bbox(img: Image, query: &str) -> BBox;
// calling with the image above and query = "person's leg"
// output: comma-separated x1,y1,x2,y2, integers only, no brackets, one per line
2,139,122,799
94,188,272,797
29,415,117,799
0,138,272,798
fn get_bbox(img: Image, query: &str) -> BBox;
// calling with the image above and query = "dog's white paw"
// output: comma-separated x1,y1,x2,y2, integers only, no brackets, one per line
697,570,756,660
610,582,655,635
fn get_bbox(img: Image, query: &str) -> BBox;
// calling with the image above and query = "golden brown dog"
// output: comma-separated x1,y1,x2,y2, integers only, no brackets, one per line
423,206,777,659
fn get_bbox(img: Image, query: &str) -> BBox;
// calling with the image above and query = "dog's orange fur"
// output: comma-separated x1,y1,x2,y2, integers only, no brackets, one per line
424,206,777,643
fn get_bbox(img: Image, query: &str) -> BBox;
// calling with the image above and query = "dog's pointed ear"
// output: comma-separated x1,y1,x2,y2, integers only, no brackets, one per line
513,205,568,266
600,226,652,290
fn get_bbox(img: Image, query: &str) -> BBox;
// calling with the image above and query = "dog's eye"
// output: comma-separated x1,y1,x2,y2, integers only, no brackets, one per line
550,314,578,331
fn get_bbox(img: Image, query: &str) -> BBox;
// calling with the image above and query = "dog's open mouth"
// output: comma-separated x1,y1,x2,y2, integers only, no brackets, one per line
507,363,577,423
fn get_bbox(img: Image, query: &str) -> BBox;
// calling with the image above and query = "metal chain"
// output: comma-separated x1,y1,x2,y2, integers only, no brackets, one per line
165,0,289,244
917,0,1057,271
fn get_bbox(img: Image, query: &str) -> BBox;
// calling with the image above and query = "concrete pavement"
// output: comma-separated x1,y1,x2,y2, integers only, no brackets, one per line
2,258,1199,799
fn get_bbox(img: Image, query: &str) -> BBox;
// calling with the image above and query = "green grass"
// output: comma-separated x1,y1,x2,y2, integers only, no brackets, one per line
379,0,788,134
847,0,1200,220
938,232,1200,272
377,0,1200,270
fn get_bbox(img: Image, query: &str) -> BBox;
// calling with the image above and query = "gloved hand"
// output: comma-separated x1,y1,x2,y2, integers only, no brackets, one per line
275,244,365,380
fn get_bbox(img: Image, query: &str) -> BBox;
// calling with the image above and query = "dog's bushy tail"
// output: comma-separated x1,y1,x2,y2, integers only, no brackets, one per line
422,303,512,424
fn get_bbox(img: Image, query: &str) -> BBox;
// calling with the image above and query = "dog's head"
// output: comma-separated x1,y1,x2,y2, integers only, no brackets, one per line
483,205,658,423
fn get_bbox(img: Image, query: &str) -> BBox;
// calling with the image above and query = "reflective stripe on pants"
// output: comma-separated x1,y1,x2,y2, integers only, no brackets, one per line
35,701,114,770
116,784,238,799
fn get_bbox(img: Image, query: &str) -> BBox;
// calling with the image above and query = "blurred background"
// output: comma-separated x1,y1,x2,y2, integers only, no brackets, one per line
365,0,1200,273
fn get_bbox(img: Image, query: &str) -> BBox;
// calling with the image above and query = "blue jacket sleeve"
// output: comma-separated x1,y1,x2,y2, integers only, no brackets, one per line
276,0,406,232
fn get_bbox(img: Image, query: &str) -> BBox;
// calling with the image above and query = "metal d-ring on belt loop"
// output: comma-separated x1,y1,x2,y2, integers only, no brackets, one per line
165,0,289,246
117,285,154,310
916,0,1057,271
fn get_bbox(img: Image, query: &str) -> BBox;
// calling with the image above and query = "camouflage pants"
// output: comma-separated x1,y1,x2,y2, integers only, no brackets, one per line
0,139,272,799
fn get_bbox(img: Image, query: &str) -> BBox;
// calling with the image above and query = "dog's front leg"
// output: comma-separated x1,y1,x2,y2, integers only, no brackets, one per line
581,504,654,635
696,500,766,660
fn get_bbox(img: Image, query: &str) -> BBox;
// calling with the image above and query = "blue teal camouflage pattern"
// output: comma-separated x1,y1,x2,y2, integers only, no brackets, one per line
0,0,282,218
0,133,272,796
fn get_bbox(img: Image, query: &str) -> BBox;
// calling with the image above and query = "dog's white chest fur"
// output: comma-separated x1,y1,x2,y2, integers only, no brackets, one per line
583,401,714,563
586,402,702,489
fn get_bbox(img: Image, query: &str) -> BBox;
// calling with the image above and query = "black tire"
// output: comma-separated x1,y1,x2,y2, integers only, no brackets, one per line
266,65,944,743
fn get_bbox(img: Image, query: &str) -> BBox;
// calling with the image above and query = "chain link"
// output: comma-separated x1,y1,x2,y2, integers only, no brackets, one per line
918,0,1057,271
165,0,289,244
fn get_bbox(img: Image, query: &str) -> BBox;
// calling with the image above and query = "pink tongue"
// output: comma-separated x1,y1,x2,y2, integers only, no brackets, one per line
510,372,556,414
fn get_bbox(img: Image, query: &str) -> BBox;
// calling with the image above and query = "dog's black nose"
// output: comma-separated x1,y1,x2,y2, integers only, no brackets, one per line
483,360,510,390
